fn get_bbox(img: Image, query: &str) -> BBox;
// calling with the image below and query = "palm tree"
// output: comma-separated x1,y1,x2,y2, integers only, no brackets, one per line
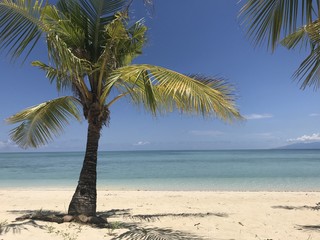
240,0,320,89
1,0,241,219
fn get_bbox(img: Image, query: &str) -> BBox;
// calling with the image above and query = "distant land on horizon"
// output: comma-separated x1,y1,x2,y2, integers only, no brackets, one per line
3,143,320,152
277,142,320,150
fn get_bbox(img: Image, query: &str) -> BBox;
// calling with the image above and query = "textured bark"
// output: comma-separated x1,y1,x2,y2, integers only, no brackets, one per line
68,117,102,216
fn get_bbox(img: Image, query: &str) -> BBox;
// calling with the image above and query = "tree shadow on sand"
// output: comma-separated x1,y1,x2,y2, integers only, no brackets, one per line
272,203,320,211
295,224,320,233
8,209,63,216
98,209,132,219
272,204,320,234
108,222,233,240
7,209,66,223
99,209,230,240
0,219,46,235
1,209,62,235
98,209,228,222
111,226,207,240
5,208,230,240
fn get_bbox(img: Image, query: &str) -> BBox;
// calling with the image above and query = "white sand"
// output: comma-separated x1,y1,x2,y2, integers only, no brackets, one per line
1,189,320,239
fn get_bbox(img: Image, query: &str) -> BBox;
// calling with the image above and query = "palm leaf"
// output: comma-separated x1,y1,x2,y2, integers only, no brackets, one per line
106,65,242,121
58,0,127,61
120,18,147,65
32,60,73,91
239,0,316,50
80,0,126,17
45,32,92,86
293,46,320,89
280,20,320,89
7,96,82,148
280,27,311,49
0,0,46,60
95,13,147,97
31,60,91,104
41,4,86,49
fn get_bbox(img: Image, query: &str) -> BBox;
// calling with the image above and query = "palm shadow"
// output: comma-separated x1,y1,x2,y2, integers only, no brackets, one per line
1,209,64,235
4,209,228,239
296,224,320,232
99,209,229,240
111,226,208,240
272,204,320,234
98,208,132,218
128,212,228,222
301,225,320,230
0,219,46,235
272,204,320,211
98,209,228,222
7,209,65,223
8,209,63,216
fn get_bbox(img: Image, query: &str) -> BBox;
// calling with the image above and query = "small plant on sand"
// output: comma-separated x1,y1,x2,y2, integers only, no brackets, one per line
45,224,56,234
106,221,121,236
45,223,82,240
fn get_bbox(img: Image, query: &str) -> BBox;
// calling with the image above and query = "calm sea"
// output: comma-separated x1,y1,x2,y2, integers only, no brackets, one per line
0,150,320,191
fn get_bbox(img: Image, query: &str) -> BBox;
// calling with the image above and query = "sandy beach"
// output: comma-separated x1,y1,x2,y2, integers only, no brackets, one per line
0,189,319,239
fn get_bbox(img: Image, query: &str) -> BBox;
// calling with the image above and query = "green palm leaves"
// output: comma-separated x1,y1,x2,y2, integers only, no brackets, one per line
240,0,320,89
240,0,315,50
108,65,240,121
0,0,44,60
7,97,81,148
2,0,241,148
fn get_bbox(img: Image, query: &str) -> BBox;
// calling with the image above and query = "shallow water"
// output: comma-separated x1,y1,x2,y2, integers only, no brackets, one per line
0,150,320,190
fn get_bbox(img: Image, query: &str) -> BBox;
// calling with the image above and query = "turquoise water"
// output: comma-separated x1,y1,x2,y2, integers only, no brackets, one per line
0,150,320,191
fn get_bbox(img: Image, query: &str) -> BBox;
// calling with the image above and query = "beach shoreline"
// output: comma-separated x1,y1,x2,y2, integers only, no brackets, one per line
2,184,320,192
1,189,320,239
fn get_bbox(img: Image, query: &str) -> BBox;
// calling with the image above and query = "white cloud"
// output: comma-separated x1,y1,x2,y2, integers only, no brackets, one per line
0,140,18,150
309,113,320,117
253,132,275,138
133,141,150,146
287,133,320,143
189,130,224,136
244,113,273,120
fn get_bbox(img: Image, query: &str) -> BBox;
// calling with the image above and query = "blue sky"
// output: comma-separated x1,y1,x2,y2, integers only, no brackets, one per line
1,0,320,152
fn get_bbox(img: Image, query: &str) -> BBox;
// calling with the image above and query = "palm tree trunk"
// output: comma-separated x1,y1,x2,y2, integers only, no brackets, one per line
68,119,102,216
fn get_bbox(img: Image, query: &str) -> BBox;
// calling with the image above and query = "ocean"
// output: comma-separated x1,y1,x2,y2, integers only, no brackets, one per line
0,149,320,191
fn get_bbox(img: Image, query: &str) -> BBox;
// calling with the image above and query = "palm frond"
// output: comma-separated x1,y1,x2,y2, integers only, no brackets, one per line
67,0,128,61
46,33,92,87
239,0,316,50
6,96,82,148
41,4,86,49
80,0,126,17
32,60,72,91
123,18,147,64
280,26,311,49
280,20,320,89
293,46,320,89
103,13,147,67
299,20,320,46
95,13,147,98
31,60,91,101
106,65,242,122
0,0,46,60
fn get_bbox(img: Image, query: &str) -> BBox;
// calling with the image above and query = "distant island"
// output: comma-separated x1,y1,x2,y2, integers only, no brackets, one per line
278,142,320,150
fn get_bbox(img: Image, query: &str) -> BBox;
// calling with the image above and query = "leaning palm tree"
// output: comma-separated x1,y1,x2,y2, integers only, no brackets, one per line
240,0,320,89
1,0,241,219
